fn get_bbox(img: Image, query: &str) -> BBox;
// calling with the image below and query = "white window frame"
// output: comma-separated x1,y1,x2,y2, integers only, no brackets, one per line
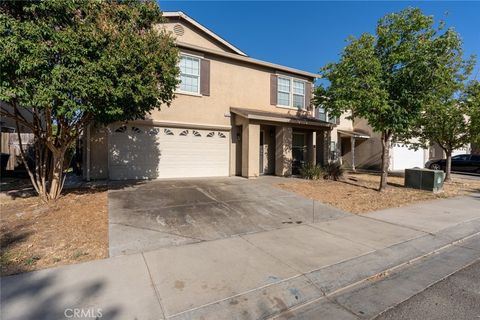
292,80,305,109
276,75,307,110
178,53,201,96
277,76,291,107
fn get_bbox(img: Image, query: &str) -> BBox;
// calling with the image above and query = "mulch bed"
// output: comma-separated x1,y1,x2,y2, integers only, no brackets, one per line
277,173,480,214
0,187,108,276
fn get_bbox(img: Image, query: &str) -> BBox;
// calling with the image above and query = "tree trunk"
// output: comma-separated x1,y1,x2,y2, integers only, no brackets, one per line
48,151,66,200
16,136,66,202
445,150,452,182
379,132,391,192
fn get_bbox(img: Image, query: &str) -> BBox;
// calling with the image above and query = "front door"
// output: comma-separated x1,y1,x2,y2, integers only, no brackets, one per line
292,132,306,175
259,131,265,174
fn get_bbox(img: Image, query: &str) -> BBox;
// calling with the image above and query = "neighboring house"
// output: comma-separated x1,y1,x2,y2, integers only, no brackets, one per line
0,102,35,172
334,115,473,171
83,11,335,180
0,102,32,133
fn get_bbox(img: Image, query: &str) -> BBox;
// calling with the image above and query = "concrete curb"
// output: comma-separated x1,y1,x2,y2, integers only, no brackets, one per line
166,220,480,319
271,233,480,320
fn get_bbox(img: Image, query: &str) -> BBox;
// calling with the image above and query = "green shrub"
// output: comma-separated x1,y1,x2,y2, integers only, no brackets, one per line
323,162,344,181
299,163,323,180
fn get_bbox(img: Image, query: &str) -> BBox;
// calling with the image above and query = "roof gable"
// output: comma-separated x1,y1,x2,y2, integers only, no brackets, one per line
162,11,247,56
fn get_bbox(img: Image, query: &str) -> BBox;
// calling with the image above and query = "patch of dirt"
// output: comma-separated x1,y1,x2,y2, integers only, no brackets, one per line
277,173,480,214
0,187,108,276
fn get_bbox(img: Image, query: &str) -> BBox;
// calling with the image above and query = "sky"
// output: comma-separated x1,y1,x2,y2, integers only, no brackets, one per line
158,1,480,82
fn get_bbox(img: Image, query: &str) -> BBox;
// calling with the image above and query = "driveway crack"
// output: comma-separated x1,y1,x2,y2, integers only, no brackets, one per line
141,252,167,319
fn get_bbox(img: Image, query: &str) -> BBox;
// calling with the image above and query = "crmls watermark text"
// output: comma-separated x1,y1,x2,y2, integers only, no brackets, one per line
64,308,102,319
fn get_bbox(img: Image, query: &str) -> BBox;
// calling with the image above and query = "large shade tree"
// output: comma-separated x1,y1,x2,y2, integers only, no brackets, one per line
417,80,479,181
315,8,468,191
464,81,480,148
408,24,477,181
0,0,179,201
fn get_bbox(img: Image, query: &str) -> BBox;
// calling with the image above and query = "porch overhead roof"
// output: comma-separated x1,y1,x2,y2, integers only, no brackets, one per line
230,107,334,128
337,129,370,139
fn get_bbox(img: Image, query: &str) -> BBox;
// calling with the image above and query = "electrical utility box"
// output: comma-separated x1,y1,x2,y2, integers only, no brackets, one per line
405,168,445,192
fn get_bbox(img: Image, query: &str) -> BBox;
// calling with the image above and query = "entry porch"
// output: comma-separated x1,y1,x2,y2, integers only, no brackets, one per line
230,108,334,178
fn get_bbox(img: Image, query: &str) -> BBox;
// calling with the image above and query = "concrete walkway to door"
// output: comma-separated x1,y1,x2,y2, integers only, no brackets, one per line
2,192,479,320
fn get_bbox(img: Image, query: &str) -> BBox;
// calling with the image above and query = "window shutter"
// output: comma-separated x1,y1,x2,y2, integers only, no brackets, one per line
270,74,277,105
305,82,312,110
200,59,210,96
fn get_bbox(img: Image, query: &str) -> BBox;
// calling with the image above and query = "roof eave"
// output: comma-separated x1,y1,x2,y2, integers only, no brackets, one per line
177,41,319,80
230,108,333,128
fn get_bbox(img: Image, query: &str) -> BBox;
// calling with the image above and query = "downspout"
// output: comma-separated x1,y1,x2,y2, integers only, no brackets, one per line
351,136,356,172
86,123,91,181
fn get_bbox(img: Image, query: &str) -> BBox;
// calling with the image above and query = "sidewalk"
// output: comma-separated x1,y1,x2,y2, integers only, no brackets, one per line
1,194,479,320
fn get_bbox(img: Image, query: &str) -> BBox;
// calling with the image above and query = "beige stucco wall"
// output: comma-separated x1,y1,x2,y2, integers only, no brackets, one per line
242,123,260,178
351,117,382,169
330,112,353,143
275,126,293,176
334,116,383,170
148,51,313,128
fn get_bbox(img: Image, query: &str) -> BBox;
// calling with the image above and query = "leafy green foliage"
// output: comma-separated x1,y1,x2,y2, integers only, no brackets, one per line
299,163,323,180
409,23,477,180
463,81,480,147
323,162,344,181
0,0,180,200
0,0,179,125
315,8,472,190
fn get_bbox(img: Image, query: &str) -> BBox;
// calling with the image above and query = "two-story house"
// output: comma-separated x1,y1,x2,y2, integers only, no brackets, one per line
83,12,335,180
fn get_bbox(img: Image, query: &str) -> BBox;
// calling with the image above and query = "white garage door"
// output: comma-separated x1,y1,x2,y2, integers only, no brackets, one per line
108,124,229,180
390,144,426,171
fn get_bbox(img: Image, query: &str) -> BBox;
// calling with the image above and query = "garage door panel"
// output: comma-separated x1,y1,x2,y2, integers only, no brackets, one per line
108,125,229,180
390,144,426,171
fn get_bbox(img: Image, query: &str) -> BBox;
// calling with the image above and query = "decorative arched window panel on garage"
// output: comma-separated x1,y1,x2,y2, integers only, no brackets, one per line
131,127,142,134
115,125,127,133
148,128,159,136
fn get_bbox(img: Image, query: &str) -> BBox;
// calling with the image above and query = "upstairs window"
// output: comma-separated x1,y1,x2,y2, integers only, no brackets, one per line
277,77,291,106
179,55,200,94
293,80,305,109
277,77,305,109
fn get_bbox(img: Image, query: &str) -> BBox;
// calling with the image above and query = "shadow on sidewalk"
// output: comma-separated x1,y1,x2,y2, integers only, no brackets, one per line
1,271,121,320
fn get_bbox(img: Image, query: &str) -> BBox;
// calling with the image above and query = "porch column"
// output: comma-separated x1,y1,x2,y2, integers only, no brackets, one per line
241,122,260,178
275,126,292,176
324,130,331,164
307,131,316,165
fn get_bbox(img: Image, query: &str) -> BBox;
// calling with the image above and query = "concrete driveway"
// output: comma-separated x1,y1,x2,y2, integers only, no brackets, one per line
108,176,348,256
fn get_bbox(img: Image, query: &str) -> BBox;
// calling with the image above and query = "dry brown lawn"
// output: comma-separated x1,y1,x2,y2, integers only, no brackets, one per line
277,172,480,214
0,187,108,276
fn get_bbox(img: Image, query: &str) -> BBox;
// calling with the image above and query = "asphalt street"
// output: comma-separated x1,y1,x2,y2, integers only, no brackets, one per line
374,260,480,320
